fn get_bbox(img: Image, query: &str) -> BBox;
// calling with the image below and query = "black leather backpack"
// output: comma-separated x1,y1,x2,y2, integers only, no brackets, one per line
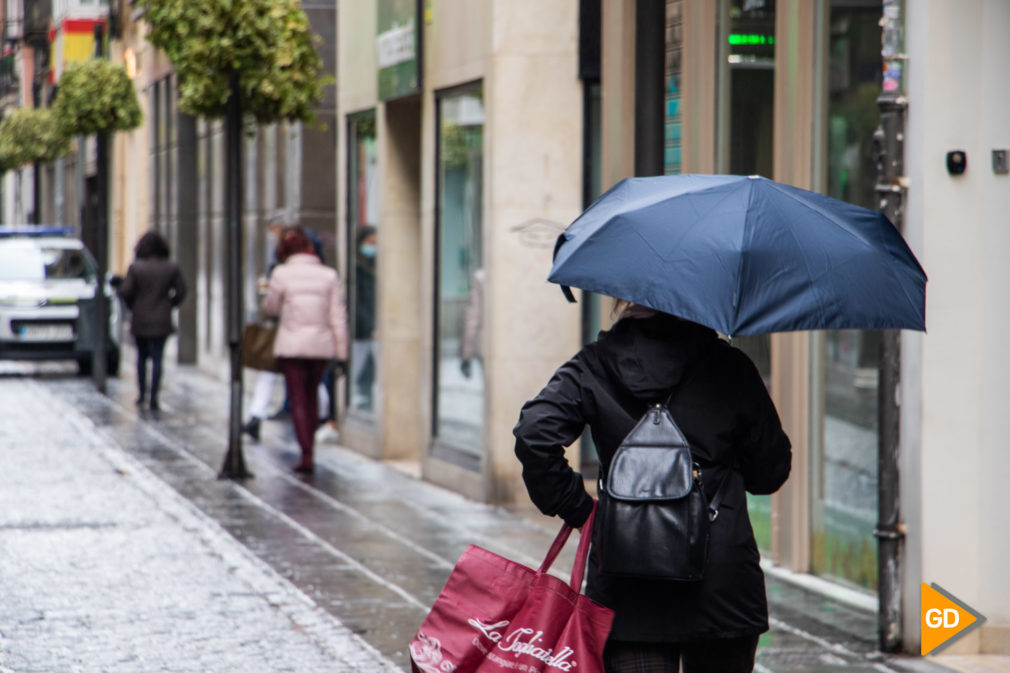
596,354,727,581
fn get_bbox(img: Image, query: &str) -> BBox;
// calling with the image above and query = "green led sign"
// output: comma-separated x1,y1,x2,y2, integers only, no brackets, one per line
728,33,775,46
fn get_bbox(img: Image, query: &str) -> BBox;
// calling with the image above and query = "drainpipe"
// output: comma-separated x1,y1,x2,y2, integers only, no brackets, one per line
873,0,907,654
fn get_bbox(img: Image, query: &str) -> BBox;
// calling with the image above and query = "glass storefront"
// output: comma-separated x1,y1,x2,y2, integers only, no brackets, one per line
810,0,883,591
435,87,485,456
665,0,684,176
347,112,379,416
721,0,776,553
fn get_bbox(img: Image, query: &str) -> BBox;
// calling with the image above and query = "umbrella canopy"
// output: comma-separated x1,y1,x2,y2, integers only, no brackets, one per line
549,174,926,337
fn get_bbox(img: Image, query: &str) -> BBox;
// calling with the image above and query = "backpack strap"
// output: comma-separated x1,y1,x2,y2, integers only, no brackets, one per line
658,340,731,521
706,471,730,521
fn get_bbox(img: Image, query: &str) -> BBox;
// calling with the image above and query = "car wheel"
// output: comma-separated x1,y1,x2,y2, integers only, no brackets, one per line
107,348,121,377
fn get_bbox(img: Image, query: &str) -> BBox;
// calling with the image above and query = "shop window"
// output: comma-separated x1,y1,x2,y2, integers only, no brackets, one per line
434,87,485,459
665,0,684,176
347,112,378,416
810,0,883,592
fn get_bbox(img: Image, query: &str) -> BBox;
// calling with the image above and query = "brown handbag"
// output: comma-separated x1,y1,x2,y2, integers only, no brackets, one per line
241,323,280,372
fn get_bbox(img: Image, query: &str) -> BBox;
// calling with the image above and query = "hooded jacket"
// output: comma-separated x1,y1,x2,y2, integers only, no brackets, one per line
513,313,791,643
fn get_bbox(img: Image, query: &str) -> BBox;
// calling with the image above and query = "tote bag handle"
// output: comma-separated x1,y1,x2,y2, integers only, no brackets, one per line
536,499,598,592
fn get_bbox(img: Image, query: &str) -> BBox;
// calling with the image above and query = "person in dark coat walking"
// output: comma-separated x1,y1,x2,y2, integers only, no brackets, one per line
513,304,791,673
118,231,187,410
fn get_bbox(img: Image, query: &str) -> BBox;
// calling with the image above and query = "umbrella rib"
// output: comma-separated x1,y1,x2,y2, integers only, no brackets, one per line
620,184,743,264
762,180,876,247
759,180,923,331
766,197,831,332
731,181,757,336
684,185,748,236
880,252,927,328
621,179,745,251
798,239,925,328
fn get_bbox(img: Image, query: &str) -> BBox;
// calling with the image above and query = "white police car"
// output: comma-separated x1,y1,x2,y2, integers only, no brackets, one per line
0,227,121,375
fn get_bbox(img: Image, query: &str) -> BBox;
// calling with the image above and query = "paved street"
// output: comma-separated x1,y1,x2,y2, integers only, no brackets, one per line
0,357,969,672
0,374,397,672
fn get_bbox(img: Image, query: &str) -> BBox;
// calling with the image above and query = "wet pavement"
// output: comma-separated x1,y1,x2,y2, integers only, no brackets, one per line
0,372,397,672
0,357,966,672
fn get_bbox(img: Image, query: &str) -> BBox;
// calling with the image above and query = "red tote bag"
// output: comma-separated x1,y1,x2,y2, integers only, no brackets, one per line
409,502,613,673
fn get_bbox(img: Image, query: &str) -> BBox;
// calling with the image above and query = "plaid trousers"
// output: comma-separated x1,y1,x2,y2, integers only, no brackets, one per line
603,636,760,673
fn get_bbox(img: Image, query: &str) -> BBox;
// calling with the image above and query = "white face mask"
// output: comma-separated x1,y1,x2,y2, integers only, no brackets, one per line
359,244,377,259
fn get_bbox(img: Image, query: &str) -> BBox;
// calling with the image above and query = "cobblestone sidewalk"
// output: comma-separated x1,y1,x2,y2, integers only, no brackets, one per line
0,377,399,672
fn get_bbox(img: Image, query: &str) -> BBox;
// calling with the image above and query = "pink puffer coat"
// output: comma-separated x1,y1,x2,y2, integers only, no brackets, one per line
262,253,349,361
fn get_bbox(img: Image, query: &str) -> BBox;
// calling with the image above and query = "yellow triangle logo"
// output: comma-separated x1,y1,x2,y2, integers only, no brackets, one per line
921,583,985,655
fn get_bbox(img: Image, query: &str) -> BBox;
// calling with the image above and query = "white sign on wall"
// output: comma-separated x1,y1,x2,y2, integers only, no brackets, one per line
377,22,415,70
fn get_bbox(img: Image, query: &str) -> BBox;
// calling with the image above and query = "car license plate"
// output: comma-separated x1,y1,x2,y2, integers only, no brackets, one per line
19,324,74,341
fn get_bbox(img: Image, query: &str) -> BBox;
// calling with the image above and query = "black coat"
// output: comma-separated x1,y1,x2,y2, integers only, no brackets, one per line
354,262,376,339
119,258,187,338
513,314,791,643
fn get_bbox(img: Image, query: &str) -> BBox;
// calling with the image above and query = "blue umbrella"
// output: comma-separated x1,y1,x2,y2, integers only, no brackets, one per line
549,174,926,337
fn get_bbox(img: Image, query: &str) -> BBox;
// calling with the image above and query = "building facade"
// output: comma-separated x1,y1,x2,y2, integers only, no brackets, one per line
1,0,57,226
336,0,585,504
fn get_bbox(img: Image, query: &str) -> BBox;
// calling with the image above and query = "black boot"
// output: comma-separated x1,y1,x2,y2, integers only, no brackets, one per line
241,417,261,442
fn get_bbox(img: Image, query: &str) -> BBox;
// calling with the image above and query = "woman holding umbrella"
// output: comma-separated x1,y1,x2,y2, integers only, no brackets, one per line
513,302,792,673
515,173,925,672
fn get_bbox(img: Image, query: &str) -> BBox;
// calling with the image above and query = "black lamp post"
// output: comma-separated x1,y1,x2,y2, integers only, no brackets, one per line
218,71,252,480
91,23,109,394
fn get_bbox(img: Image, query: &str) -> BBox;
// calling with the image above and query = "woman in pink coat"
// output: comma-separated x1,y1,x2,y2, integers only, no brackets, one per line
262,227,349,473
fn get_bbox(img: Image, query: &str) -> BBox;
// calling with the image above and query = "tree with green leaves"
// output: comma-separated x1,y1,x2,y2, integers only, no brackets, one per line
138,0,327,124
53,59,143,136
0,107,73,172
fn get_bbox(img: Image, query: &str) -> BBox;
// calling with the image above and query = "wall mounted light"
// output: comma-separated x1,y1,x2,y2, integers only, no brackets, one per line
946,150,967,176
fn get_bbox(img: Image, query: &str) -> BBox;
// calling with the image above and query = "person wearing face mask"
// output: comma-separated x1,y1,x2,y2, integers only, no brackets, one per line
351,226,377,411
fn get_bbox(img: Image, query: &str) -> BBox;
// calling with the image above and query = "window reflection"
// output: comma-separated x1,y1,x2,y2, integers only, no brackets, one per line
435,89,485,454
348,113,378,415
810,1,883,591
